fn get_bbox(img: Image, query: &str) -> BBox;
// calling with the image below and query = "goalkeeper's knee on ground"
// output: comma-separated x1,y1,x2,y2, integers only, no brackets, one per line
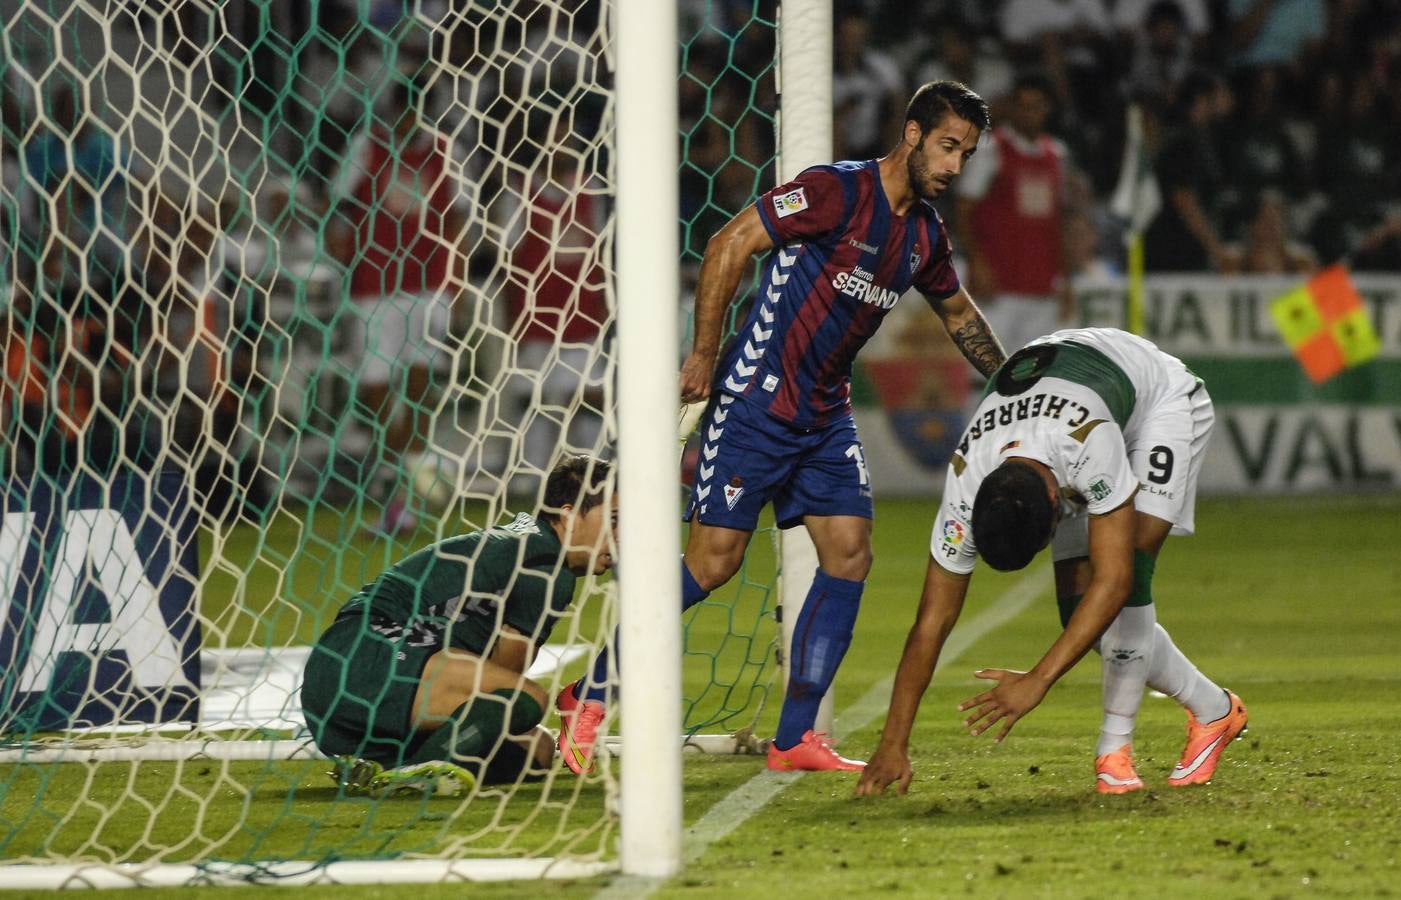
405,687,545,768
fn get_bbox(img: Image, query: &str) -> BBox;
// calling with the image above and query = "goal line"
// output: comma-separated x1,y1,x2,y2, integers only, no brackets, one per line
0,643,765,765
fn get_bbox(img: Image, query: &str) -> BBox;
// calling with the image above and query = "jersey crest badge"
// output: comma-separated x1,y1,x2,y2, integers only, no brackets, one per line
723,476,745,509
941,519,964,546
772,187,808,219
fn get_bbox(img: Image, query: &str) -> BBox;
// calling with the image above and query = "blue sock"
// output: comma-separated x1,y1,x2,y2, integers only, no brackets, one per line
578,631,614,704
681,559,710,611
576,558,711,704
774,569,863,750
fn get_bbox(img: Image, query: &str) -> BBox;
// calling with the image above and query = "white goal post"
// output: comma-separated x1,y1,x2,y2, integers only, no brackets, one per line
775,0,838,741
614,0,682,879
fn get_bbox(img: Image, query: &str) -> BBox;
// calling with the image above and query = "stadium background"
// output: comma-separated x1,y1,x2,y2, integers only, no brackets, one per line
5,1,1399,504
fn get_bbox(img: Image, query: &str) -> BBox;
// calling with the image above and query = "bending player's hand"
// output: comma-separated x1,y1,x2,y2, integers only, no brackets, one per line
957,668,1049,743
854,744,913,797
679,352,715,405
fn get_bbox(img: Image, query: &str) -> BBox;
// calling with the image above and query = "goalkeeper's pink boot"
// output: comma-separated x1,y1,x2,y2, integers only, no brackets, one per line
766,730,865,771
1168,690,1248,786
557,683,606,775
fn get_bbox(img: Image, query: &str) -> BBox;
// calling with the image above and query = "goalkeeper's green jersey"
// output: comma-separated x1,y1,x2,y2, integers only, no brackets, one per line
335,513,576,655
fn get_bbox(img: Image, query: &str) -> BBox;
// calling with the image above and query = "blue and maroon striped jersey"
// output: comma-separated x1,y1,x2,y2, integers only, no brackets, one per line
714,160,961,427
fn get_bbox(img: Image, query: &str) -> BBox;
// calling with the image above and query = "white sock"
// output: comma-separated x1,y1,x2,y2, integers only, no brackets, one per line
1147,624,1230,722
1095,605,1156,757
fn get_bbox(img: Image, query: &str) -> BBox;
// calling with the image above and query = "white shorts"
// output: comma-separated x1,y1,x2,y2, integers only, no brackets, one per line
350,293,450,386
1052,379,1214,562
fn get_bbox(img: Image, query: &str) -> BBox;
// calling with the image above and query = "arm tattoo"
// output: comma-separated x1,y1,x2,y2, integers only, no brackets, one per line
950,314,1006,379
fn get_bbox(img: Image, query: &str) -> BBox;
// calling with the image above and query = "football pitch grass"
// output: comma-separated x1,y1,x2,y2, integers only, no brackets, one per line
3,493,1398,898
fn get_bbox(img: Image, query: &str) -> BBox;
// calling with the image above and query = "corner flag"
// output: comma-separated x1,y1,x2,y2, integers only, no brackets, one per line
1109,104,1161,238
1110,104,1161,336
1269,264,1380,383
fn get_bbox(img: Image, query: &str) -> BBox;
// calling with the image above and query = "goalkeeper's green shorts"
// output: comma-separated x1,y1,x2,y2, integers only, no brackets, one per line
300,615,436,766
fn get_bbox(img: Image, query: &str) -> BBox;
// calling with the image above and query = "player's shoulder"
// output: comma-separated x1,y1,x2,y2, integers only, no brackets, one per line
508,515,570,567
791,160,865,189
448,515,557,579
415,527,490,564
482,513,549,551
828,159,871,174
501,511,542,535
765,162,867,225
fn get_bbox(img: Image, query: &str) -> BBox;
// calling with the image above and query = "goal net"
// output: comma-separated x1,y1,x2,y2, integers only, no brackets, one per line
0,0,786,887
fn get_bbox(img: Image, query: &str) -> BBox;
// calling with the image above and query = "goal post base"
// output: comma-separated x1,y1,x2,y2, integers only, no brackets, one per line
0,731,768,765
0,858,616,891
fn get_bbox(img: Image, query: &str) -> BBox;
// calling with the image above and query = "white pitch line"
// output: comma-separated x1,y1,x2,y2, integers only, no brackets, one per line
592,565,1052,899
830,566,1053,731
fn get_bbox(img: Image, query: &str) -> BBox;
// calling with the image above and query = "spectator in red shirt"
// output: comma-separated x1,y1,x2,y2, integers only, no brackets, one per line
955,72,1075,361
330,75,471,533
492,117,609,496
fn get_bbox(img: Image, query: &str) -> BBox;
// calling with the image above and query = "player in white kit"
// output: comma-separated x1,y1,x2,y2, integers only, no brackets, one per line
857,328,1248,796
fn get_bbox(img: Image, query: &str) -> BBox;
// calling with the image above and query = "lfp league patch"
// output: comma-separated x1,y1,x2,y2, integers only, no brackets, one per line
772,187,808,219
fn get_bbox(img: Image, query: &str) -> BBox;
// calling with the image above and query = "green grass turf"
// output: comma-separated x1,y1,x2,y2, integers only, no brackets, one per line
2,494,1398,898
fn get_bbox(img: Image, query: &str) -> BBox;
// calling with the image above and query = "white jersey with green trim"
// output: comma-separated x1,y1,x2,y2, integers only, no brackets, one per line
931,328,1198,576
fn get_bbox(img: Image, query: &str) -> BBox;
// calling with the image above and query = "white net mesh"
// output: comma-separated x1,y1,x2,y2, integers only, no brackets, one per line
0,0,621,877
0,0,781,884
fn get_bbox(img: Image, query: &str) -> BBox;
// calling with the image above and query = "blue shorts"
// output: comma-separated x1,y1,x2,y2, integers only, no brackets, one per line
684,394,873,531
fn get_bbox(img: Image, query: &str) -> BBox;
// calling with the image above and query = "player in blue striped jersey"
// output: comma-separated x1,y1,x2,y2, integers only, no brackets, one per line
556,81,1007,774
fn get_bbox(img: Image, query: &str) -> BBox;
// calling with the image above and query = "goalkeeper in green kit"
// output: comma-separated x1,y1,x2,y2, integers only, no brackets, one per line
300,455,617,795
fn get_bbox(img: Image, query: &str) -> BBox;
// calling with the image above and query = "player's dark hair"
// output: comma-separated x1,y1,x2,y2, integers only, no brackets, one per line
971,461,1056,572
905,80,991,136
541,455,613,523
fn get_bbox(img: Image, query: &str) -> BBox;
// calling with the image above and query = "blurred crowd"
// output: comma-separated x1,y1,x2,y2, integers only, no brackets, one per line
687,0,1401,276
2,0,1399,524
